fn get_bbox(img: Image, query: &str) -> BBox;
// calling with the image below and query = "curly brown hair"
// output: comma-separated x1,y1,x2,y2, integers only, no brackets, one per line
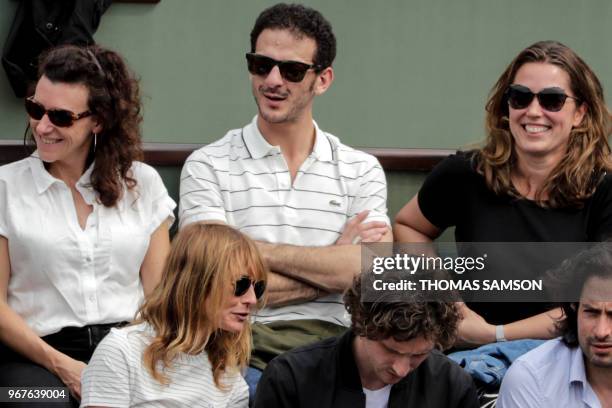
479,40,612,208
344,275,460,350
35,44,143,207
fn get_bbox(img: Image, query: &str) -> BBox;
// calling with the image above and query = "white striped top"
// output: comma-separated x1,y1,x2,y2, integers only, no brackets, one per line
80,323,248,408
179,116,389,326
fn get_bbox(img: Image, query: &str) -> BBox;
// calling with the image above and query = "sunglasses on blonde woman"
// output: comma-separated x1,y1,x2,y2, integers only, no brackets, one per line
234,276,266,299
25,97,92,127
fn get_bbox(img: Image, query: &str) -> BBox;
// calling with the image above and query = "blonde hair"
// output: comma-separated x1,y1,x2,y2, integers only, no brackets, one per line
479,40,612,208
135,223,267,388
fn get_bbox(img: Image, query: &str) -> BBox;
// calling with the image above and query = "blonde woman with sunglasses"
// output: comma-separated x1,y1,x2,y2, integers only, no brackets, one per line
0,44,175,406
395,41,611,347
81,223,267,408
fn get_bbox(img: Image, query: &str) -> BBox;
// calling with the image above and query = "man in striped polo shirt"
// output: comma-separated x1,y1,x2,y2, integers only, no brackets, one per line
179,3,392,396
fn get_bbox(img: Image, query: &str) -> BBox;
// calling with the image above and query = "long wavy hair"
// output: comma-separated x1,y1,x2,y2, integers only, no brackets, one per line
479,40,612,208
135,223,267,388
34,44,143,207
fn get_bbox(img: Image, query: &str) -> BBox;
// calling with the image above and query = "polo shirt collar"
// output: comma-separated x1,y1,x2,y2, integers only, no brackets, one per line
569,344,600,407
312,121,334,162
29,152,97,204
29,153,58,194
243,115,334,161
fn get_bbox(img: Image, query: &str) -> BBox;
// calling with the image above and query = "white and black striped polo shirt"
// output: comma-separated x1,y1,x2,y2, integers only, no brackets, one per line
179,116,389,326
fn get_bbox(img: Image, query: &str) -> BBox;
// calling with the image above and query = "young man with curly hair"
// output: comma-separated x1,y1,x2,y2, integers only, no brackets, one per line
253,275,479,407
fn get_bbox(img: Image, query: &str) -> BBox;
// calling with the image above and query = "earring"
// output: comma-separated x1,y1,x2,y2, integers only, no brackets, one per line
93,132,97,153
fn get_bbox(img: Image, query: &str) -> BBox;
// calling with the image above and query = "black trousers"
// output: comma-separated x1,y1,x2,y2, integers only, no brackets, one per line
0,323,123,407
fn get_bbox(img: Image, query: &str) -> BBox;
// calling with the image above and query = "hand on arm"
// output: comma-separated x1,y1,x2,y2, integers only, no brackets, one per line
53,357,86,399
257,213,393,294
0,237,85,398
335,210,389,244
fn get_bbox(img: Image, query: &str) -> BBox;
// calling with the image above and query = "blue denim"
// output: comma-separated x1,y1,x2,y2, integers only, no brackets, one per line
448,339,545,387
245,366,263,402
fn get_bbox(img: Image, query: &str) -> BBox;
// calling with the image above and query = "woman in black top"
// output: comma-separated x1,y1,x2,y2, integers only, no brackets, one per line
394,40,611,346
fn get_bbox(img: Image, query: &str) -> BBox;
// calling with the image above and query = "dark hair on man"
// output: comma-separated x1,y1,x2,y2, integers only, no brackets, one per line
344,275,461,350
250,3,336,71
551,243,612,347
36,44,143,207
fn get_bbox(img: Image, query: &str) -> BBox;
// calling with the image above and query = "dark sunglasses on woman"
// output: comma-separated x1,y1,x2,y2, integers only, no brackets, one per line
25,97,92,127
234,275,266,299
506,84,580,112
246,53,320,83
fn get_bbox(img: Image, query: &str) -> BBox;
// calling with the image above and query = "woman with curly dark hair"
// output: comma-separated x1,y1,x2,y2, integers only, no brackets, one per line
395,40,611,347
0,44,175,406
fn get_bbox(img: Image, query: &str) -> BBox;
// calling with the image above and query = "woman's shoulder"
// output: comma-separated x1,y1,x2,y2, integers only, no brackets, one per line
597,171,612,188
428,149,479,180
97,323,153,358
129,161,162,182
126,161,169,197
0,156,36,180
85,323,153,383
448,149,479,168
589,171,612,199
586,170,612,207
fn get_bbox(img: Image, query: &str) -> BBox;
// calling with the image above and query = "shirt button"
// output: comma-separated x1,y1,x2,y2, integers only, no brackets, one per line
89,295,95,302
86,256,92,262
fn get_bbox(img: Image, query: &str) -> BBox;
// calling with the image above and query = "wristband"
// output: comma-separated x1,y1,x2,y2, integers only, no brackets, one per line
495,325,507,342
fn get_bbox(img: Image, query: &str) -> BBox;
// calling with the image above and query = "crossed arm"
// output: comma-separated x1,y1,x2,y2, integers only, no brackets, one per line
394,194,561,346
197,211,392,307
259,212,393,306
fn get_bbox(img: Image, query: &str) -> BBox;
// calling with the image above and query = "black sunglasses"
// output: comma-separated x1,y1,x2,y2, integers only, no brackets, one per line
25,97,92,127
506,84,580,112
246,53,320,83
234,275,266,299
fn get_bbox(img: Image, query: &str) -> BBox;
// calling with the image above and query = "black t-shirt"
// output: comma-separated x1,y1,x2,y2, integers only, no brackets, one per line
418,151,612,323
